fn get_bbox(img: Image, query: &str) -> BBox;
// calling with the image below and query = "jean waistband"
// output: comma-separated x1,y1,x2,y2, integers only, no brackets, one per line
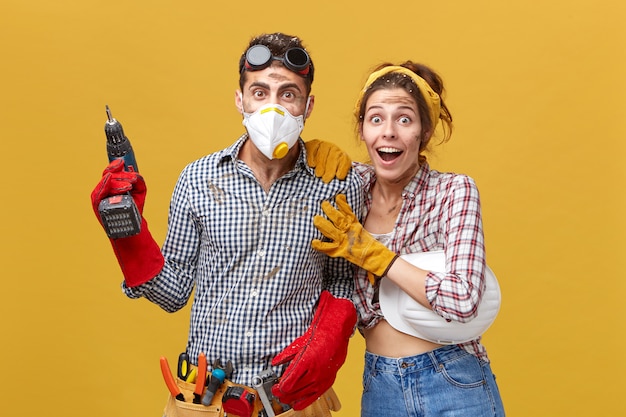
364,344,470,373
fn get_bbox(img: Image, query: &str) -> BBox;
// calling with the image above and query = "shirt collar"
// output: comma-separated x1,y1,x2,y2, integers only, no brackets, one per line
219,134,312,175
359,161,431,198
402,162,430,198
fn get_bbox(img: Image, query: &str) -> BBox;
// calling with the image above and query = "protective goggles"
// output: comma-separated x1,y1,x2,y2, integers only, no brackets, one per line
240,44,312,78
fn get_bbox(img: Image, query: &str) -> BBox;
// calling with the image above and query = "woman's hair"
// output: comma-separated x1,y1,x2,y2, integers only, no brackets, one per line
356,61,453,160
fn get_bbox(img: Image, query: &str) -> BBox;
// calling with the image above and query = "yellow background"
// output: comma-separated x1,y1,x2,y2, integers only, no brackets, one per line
1,1,624,416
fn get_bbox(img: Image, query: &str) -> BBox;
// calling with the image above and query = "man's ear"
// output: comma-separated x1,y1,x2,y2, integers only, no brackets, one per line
234,90,243,114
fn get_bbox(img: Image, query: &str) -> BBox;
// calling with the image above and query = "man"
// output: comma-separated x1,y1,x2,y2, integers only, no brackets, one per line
91,32,362,417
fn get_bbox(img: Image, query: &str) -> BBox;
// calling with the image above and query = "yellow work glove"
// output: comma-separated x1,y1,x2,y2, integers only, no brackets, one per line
305,139,352,183
312,194,399,278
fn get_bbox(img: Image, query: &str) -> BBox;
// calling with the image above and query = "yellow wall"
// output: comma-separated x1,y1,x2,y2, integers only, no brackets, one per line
1,1,624,416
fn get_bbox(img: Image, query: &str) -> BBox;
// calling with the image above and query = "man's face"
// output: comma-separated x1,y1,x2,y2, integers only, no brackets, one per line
235,64,313,118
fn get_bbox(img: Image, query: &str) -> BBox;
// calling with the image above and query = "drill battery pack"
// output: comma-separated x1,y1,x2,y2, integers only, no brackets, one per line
98,194,142,239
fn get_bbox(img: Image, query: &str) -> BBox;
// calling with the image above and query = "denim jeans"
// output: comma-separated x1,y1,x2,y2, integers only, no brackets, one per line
361,345,505,417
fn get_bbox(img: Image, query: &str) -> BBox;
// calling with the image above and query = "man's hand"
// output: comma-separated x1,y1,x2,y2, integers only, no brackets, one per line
272,291,356,410
90,159,146,216
90,159,163,287
304,139,352,183
312,194,398,278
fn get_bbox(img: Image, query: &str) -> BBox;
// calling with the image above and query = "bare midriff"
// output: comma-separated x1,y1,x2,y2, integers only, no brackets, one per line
363,319,444,358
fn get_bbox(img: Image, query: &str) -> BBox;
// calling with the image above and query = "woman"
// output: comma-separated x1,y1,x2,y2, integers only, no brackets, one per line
312,62,505,416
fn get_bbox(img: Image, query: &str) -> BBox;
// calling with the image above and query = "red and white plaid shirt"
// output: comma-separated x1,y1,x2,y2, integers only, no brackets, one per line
352,162,490,362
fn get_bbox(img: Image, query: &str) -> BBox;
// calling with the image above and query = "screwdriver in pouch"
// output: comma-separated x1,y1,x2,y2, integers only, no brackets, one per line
193,353,207,404
97,105,142,239
177,352,191,380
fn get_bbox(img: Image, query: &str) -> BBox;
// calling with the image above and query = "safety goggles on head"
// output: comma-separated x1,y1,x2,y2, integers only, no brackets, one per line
241,44,312,78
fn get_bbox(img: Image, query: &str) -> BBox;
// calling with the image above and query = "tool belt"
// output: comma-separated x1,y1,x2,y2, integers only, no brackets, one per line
163,372,341,417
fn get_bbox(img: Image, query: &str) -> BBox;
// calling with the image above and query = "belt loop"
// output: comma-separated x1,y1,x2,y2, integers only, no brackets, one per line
427,350,442,372
370,353,378,376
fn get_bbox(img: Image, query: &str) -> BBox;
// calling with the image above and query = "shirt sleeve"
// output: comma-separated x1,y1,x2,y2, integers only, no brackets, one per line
321,169,364,300
425,175,487,322
122,164,199,312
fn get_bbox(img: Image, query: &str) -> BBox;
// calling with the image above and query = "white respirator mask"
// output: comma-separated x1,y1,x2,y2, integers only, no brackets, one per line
242,100,308,160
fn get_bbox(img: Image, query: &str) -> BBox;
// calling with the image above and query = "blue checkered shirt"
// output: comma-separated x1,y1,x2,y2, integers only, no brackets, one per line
124,136,363,385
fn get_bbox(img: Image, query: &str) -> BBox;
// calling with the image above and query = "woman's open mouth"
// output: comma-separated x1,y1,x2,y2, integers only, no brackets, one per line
377,147,403,162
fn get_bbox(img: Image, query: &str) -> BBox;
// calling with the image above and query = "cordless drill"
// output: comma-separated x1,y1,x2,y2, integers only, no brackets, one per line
97,105,142,239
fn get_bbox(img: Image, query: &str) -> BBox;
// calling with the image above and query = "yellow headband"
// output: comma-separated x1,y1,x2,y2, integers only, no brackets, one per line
355,66,441,131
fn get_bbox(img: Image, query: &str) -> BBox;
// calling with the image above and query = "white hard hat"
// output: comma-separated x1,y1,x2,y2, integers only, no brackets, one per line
379,251,501,344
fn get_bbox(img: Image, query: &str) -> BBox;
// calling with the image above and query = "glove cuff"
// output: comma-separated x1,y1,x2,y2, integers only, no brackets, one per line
365,243,400,278
110,217,164,287
378,252,399,278
321,291,357,338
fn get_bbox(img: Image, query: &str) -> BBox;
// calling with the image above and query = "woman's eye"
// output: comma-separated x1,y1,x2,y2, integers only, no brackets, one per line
399,116,411,124
370,116,382,124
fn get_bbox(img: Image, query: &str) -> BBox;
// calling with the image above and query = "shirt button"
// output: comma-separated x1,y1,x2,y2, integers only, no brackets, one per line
245,330,253,337
251,290,258,297
257,248,266,257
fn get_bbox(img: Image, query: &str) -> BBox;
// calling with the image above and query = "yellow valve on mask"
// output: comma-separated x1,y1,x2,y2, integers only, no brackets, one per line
273,142,289,159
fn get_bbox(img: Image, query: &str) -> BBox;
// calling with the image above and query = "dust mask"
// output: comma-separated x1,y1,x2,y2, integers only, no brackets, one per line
242,101,308,159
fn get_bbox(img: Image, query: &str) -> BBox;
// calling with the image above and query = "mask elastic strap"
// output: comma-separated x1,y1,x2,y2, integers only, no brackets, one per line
303,96,311,121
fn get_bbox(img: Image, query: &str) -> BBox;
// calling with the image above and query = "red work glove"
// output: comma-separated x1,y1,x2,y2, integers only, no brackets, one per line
272,291,357,410
91,159,164,287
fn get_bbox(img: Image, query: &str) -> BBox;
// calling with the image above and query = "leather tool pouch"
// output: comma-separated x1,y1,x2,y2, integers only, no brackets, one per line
274,388,341,417
162,376,223,417
162,375,340,417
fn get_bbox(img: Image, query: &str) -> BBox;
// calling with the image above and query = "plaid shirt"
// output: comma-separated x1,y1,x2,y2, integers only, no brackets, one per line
124,135,363,384
352,162,490,362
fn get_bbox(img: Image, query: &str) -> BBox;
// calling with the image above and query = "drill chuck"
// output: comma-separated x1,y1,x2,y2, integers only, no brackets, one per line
105,105,138,171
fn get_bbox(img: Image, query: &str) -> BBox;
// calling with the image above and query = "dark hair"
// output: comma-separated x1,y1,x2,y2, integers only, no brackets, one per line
238,33,315,95
356,61,453,159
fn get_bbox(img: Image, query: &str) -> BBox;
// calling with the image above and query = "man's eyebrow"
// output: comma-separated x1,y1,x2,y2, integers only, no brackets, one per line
276,82,303,93
247,80,304,94
248,81,271,90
